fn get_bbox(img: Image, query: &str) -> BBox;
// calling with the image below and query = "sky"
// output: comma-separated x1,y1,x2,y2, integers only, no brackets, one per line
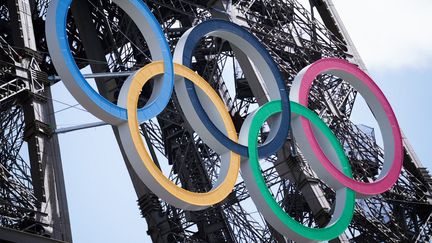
48,0,431,242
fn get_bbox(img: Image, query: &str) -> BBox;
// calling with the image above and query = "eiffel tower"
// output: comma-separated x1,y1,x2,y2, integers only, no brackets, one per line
0,0,431,242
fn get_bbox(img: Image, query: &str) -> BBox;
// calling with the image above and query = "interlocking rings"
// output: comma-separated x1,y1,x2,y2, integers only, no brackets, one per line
174,20,291,158
117,62,240,210
239,101,355,242
46,0,174,125
291,58,403,196
46,1,403,241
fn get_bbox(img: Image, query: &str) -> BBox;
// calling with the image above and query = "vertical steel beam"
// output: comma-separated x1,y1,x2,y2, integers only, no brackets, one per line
2,0,72,241
314,0,366,69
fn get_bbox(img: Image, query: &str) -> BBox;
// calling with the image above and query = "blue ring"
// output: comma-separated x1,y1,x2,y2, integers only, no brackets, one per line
181,20,291,158
54,0,174,122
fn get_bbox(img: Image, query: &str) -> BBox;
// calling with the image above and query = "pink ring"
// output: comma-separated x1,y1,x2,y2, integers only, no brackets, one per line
290,58,403,196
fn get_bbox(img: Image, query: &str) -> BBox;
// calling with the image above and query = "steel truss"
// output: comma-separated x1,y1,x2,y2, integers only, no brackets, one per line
0,0,431,242
0,0,71,241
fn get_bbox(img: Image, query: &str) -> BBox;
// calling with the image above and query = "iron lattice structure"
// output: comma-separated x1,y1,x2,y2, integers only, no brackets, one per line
0,0,431,242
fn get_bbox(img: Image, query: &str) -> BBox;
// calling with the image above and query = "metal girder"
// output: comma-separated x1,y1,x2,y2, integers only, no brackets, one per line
0,226,67,243
0,0,72,242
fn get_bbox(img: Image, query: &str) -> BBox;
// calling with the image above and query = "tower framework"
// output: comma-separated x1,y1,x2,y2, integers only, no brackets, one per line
0,0,431,242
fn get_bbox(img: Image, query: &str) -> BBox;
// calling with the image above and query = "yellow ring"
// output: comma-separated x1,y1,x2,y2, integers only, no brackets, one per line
123,61,240,209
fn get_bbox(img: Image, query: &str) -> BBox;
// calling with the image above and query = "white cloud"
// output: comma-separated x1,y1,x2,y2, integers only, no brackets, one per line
332,0,432,69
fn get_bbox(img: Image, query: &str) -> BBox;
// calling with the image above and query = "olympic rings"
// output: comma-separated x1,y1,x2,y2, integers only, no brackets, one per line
117,62,240,210
290,58,403,196
46,0,403,241
239,101,355,242
174,20,291,158
46,0,174,125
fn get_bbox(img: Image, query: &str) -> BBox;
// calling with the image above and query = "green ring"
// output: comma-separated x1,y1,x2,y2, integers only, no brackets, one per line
246,100,355,241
